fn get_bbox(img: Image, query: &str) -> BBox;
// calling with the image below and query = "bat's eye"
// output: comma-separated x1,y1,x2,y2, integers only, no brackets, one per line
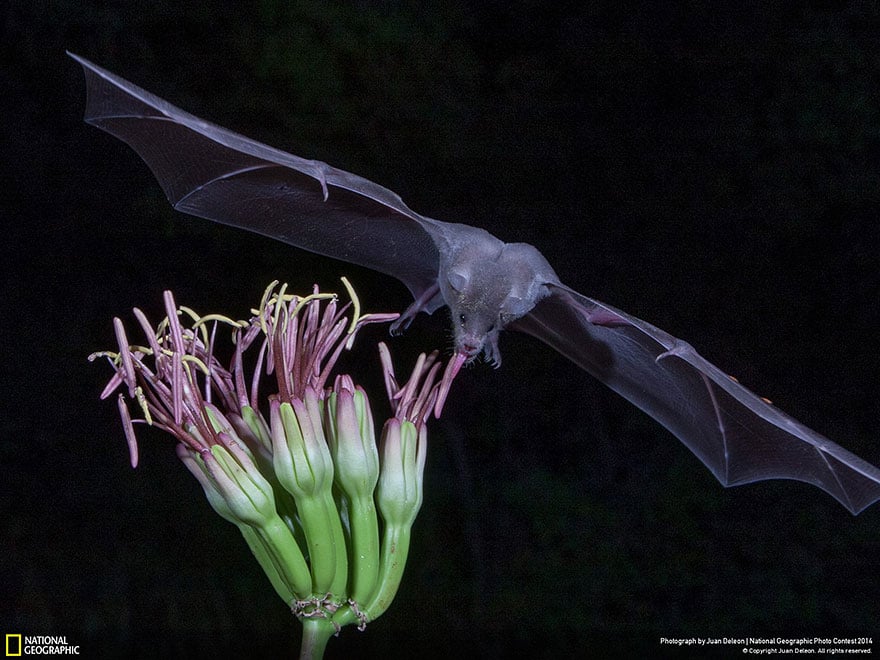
458,313,466,326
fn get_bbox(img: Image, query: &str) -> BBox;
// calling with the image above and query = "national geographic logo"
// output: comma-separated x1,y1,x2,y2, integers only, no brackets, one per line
5,635,80,655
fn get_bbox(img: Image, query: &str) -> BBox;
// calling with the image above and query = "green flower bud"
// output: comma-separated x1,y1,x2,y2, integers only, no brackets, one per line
270,390,334,498
176,443,312,601
376,419,426,528
204,439,276,527
326,382,379,498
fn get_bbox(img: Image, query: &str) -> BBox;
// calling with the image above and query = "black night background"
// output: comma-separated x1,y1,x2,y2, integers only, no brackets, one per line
1,2,878,657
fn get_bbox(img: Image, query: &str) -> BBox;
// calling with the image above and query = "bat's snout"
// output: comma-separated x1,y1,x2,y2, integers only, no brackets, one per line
461,341,480,356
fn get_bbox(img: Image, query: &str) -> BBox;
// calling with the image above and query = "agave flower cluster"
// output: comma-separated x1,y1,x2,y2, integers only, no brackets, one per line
90,280,458,654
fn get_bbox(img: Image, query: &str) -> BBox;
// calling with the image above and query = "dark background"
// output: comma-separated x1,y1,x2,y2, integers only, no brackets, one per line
2,1,879,657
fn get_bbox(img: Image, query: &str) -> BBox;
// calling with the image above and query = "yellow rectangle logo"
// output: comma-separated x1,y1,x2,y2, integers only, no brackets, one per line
5,634,22,657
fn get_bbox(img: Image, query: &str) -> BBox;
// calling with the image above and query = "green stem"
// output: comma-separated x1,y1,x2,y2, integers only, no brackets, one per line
322,491,350,599
298,495,343,596
330,604,358,630
255,513,313,598
238,524,295,604
298,617,336,660
362,523,412,621
345,494,380,604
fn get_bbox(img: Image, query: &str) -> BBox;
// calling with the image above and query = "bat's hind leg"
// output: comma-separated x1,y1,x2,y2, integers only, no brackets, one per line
390,283,441,335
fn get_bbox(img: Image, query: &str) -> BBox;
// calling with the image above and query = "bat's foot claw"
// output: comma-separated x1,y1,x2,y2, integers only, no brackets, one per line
389,316,411,336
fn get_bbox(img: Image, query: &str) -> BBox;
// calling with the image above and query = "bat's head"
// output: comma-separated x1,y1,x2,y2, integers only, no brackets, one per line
441,242,556,368
449,294,522,367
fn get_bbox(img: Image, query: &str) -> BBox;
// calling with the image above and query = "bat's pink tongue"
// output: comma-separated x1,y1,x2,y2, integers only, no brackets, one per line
433,352,467,418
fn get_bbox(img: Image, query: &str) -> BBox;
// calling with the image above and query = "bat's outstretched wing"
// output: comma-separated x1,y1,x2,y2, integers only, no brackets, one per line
512,284,880,514
69,52,441,305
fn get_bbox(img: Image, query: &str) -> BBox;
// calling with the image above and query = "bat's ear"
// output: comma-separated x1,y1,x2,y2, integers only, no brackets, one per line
447,270,468,293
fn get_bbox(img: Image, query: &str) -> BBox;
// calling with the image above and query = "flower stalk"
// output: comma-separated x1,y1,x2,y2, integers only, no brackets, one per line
91,280,459,659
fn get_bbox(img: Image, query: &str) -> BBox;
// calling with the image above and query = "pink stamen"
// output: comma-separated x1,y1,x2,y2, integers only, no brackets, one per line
171,351,183,426
411,361,442,424
97,284,434,470
99,371,125,401
163,291,185,354
250,338,268,410
112,317,136,395
117,394,139,468
133,308,163,363
378,343,398,404
434,352,466,419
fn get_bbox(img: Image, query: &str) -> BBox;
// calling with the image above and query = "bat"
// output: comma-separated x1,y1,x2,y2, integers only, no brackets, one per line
69,52,880,514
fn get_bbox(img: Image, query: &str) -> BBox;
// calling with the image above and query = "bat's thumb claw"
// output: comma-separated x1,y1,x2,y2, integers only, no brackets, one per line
312,161,330,201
